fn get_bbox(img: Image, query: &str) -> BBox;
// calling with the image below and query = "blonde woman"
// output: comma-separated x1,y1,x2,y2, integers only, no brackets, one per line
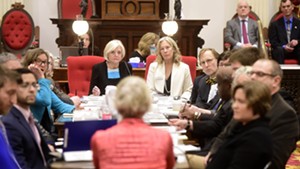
89,39,132,95
91,76,175,169
129,32,159,62
146,36,193,99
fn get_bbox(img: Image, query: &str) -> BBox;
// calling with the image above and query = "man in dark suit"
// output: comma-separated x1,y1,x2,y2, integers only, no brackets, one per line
224,0,259,49
2,68,51,169
0,66,21,169
269,0,300,64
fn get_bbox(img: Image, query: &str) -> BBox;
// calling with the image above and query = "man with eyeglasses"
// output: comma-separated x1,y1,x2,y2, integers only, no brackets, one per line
269,0,300,64
2,68,52,169
190,48,220,109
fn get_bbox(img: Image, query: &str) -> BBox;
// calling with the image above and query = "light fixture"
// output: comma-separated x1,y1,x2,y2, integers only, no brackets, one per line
72,15,89,55
162,13,178,36
72,15,89,36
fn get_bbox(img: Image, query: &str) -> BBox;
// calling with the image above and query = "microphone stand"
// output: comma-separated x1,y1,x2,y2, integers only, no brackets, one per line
78,37,84,56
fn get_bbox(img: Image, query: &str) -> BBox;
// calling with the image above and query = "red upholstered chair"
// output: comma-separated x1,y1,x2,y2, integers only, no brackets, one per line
145,55,197,82
67,56,105,97
58,0,96,19
182,56,197,82
145,55,157,79
0,3,34,55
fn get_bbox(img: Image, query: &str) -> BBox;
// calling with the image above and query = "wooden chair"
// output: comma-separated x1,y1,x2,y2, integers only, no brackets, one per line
67,56,105,97
0,3,34,55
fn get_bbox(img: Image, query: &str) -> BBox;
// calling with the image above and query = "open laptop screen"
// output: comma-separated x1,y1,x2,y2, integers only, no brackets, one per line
59,46,88,67
63,119,117,152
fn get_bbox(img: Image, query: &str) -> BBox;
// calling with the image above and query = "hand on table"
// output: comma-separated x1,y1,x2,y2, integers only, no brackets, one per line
92,86,101,96
168,118,188,131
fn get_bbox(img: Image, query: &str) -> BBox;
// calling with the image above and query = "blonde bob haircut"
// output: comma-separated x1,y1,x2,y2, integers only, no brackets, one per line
103,39,126,60
156,36,181,65
115,76,152,118
137,32,159,57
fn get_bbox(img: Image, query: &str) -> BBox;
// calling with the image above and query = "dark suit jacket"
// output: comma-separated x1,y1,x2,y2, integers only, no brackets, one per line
210,92,299,169
190,74,219,109
207,118,273,169
224,17,258,49
2,106,51,169
191,99,233,153
269,17,300,49
89,61,132,95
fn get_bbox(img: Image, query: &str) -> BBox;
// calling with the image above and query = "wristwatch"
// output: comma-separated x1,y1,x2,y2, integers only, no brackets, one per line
185,120,190,130
194,111,201,119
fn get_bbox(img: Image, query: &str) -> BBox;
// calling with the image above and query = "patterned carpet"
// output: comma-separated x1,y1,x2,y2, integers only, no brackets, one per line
286,140,300,169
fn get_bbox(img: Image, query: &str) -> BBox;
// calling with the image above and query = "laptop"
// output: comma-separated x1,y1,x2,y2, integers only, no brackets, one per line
63,119,117,161
59,46,88,67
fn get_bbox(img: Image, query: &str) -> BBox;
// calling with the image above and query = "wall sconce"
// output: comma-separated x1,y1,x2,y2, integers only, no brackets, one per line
72,15,89,55
162,13,178,36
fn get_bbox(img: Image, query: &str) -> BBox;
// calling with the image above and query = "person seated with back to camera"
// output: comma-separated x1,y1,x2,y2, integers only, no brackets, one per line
73,31,101,56
91,76,175,169
146,36,193,100
89,39,132,96
22,48,81,134
129,32,159,63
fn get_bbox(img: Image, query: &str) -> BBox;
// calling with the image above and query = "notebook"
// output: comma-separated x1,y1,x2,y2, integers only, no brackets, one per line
59,46,88,67
63,119,117,161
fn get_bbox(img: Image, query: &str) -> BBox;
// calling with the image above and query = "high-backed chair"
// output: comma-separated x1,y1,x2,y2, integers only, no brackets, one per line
57,0,96,19
145,55,197,81
1,3,34,55
67,56,105,97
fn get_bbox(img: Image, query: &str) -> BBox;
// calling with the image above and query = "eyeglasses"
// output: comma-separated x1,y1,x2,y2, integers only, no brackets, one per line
35,59,48,66
20,83,40,90
249,71,275,77
200,58,215,65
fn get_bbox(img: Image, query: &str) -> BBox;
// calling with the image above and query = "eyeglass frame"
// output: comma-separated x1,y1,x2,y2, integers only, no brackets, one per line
249,71,276,78
34,58,49,66
19,82,40,90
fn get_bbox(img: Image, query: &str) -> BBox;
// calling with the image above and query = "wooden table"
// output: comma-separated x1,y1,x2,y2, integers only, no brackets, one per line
53,67,148,94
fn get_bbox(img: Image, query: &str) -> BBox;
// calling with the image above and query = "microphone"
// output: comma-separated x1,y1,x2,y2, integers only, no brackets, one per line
123,61,132,76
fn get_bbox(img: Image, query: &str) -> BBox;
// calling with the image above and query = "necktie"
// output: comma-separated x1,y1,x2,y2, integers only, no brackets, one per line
241,20,249,44
206,77,217,85
286,20,291,42
28,115,47,166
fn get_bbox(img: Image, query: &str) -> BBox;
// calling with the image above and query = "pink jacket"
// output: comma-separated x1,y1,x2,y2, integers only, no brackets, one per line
91,118,175,169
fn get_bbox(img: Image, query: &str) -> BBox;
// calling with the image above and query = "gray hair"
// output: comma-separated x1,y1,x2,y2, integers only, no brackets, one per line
0,52,18,65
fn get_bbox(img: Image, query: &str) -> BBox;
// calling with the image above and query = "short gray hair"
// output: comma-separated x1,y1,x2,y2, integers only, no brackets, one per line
0,52,18,65
115,76,151,118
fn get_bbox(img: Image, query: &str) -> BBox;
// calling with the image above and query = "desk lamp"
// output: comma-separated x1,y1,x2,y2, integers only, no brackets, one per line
72,15,89,56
